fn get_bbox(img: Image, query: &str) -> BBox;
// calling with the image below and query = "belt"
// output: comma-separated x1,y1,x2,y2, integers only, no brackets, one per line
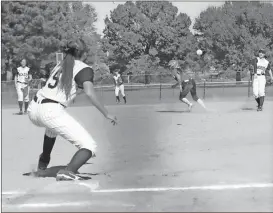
17,81,28,84
33,96,65,108
257,74,265,76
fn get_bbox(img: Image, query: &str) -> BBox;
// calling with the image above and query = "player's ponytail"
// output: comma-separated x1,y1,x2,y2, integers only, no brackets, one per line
59,52,75,100
58,39,86,100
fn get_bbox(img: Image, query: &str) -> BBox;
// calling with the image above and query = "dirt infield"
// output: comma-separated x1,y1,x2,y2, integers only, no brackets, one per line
2,97,273,211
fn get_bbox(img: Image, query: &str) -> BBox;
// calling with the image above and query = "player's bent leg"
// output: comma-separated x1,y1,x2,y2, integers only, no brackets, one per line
27,101,45,127
16,85,24,114
252,78,260,109
38,129,57,170
24,86,30,114
258,76,266,111
181,98,193,110
115,87,120,103
56,148,93,181
37,106,96,181
120,85,126,104
180,84,192,110
197,99,207,110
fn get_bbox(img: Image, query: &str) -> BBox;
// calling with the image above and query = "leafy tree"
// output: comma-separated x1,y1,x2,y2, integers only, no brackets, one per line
193,1,273,73
1,1,99,79
102,1,194,82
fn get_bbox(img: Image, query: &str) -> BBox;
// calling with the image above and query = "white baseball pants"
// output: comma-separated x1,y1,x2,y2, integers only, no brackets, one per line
253,75,266,98
16,82,29,102
27,98,97,153
115,84,125,96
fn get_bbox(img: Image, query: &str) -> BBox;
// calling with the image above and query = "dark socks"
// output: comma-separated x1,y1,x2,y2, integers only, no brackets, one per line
260,96,264,107
24,101,29,112
123,96,126,104
66,148,93,173
255,98,260,106
41,135,56,159
18,101,23,112
116,96,120,102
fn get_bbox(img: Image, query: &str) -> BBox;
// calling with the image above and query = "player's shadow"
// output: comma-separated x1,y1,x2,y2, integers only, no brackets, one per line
13,112,26,115
22,165,100,179
156,110,190,113
241,107,256,111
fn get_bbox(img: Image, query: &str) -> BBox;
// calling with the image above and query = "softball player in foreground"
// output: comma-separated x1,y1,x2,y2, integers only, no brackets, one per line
252,49,273,111
169,60,207,111
14,59,32,114
112,66,127,104
27,38,117,181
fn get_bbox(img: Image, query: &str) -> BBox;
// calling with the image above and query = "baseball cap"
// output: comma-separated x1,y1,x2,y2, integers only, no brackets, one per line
258,49,265,54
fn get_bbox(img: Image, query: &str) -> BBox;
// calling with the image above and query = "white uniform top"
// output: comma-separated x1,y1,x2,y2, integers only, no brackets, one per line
256,57,270,75
113,73,123,86
36,60,91,107
17,66,30,83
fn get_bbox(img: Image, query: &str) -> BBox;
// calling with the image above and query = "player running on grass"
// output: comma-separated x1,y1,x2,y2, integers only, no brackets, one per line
251,49,273,111
27,37,117,181
169,60,207,111
111,64,127,104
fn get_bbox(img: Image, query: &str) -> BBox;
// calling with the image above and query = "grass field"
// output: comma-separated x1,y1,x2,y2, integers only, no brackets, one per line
2,86,273,211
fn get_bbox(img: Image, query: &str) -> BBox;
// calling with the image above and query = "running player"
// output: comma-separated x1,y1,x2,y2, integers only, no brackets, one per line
27,37,117,181
169,60,207,111
112,65,126,104
14,59,32,114
251,49,273,111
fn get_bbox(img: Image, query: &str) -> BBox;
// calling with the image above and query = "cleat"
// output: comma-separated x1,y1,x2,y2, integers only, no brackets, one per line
188,103,193,112
257,106,262,111
38,154,50,170
18,111,23,115
24,111,28,114
56,169,86,181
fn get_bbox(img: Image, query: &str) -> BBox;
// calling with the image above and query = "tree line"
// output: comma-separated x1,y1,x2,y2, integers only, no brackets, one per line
1,1,273,82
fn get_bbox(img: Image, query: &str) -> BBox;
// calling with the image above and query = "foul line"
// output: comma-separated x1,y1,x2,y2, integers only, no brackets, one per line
2,182,273,196
92,182,273,193
3,201,135,209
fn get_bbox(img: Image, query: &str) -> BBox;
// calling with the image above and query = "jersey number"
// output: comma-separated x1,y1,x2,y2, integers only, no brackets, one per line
48,72,59,89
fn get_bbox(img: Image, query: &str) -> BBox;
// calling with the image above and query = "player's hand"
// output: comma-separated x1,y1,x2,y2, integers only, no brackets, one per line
106,114,117,125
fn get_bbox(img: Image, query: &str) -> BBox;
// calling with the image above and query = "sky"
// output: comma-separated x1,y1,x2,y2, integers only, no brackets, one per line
86,1,225,35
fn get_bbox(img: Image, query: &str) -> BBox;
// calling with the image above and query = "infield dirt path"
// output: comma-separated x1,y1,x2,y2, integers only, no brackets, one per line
2,90,273,211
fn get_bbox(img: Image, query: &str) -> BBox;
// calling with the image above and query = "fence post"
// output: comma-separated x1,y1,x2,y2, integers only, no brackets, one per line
130,75,132,92
203,80,206,100
248,79,251,98
222,78,224,95
159,73,162,100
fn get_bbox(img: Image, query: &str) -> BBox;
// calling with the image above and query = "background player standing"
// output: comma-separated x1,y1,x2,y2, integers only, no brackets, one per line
112,65,127,104
251,49,273,111
14,58,32,114
27,37,117,181
169,60,207,111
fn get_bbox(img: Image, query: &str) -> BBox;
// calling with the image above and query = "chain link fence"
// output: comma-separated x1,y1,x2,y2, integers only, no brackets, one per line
2,73,271,106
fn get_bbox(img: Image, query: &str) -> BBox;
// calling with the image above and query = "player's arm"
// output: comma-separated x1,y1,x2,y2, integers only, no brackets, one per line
28,70,32,84
75,67,117,124
28,73,32,81
171,70,182,91
14,68,19,87
252,58,258,75
267,63,273,81
113,76,117,87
